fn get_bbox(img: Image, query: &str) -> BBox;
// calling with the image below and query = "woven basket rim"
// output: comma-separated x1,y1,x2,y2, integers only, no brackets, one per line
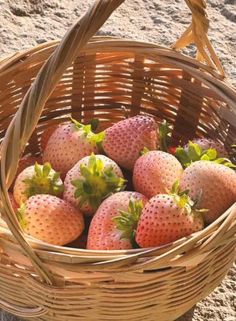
0,36,235,87
1,37,235,115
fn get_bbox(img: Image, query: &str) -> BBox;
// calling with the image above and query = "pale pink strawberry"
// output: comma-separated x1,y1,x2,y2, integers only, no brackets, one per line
10,155,43,191
180,161,236,224
189,138,228,157
13,163,63,205
136,190,204,248
17,194,84,246
175,140,233,169
167,146,177,155
63,154,125,215
40,124,60,151
43,119,104,177
133,150,183,198
102,115,158,170
87,191,148,250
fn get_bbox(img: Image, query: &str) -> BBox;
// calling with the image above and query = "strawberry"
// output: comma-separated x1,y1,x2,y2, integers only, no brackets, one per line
135,183,204,248
17,194,84,246
13,162,64,205
63,154,125,215
175,140,230,168
133,150,183,198
87,191,148,250
159,120,173,152
167,146,177,155
102,115,158,170
190,138,228,158
180,161,236,224
40,124,60,151
10,155,43,190
42,119,104,177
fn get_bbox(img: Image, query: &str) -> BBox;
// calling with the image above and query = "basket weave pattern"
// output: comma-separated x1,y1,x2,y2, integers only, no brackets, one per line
0,1,235,320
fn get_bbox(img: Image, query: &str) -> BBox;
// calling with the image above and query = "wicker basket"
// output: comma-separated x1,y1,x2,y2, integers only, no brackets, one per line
0,1,235,320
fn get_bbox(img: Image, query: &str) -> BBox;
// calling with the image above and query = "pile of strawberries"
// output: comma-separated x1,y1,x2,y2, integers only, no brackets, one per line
7,115,236,250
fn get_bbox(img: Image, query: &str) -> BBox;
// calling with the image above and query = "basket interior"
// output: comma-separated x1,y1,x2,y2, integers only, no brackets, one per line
0,39,235,160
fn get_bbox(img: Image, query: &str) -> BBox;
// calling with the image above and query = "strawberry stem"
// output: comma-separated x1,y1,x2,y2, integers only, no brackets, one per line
113,198,144,244
90,118,100,132
23,162,64,198
175,142,236,168
72,154,126,211
169,181,208,216
159,120,172,152
140,147,150,156
16,203,28,229
71,118,105,147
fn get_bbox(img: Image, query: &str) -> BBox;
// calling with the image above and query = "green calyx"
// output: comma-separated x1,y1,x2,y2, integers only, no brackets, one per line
113,198,144,243
71,118,105,147
72,154,126,210
16,203,28,229
23,162,64,198
159,120,172,152
170,181,194,215
170,181,208,216
140,147,150,156
175,141,236,169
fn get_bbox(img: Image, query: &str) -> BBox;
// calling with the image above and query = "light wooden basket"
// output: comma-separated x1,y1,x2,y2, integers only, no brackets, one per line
0,1,236,320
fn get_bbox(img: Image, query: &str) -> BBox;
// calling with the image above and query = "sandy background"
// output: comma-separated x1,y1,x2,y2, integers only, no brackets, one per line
0,1,235,320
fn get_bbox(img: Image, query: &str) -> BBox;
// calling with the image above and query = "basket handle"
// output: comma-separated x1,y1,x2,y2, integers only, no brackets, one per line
172,0,225,77
0,299,47,318
0,0,224,285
